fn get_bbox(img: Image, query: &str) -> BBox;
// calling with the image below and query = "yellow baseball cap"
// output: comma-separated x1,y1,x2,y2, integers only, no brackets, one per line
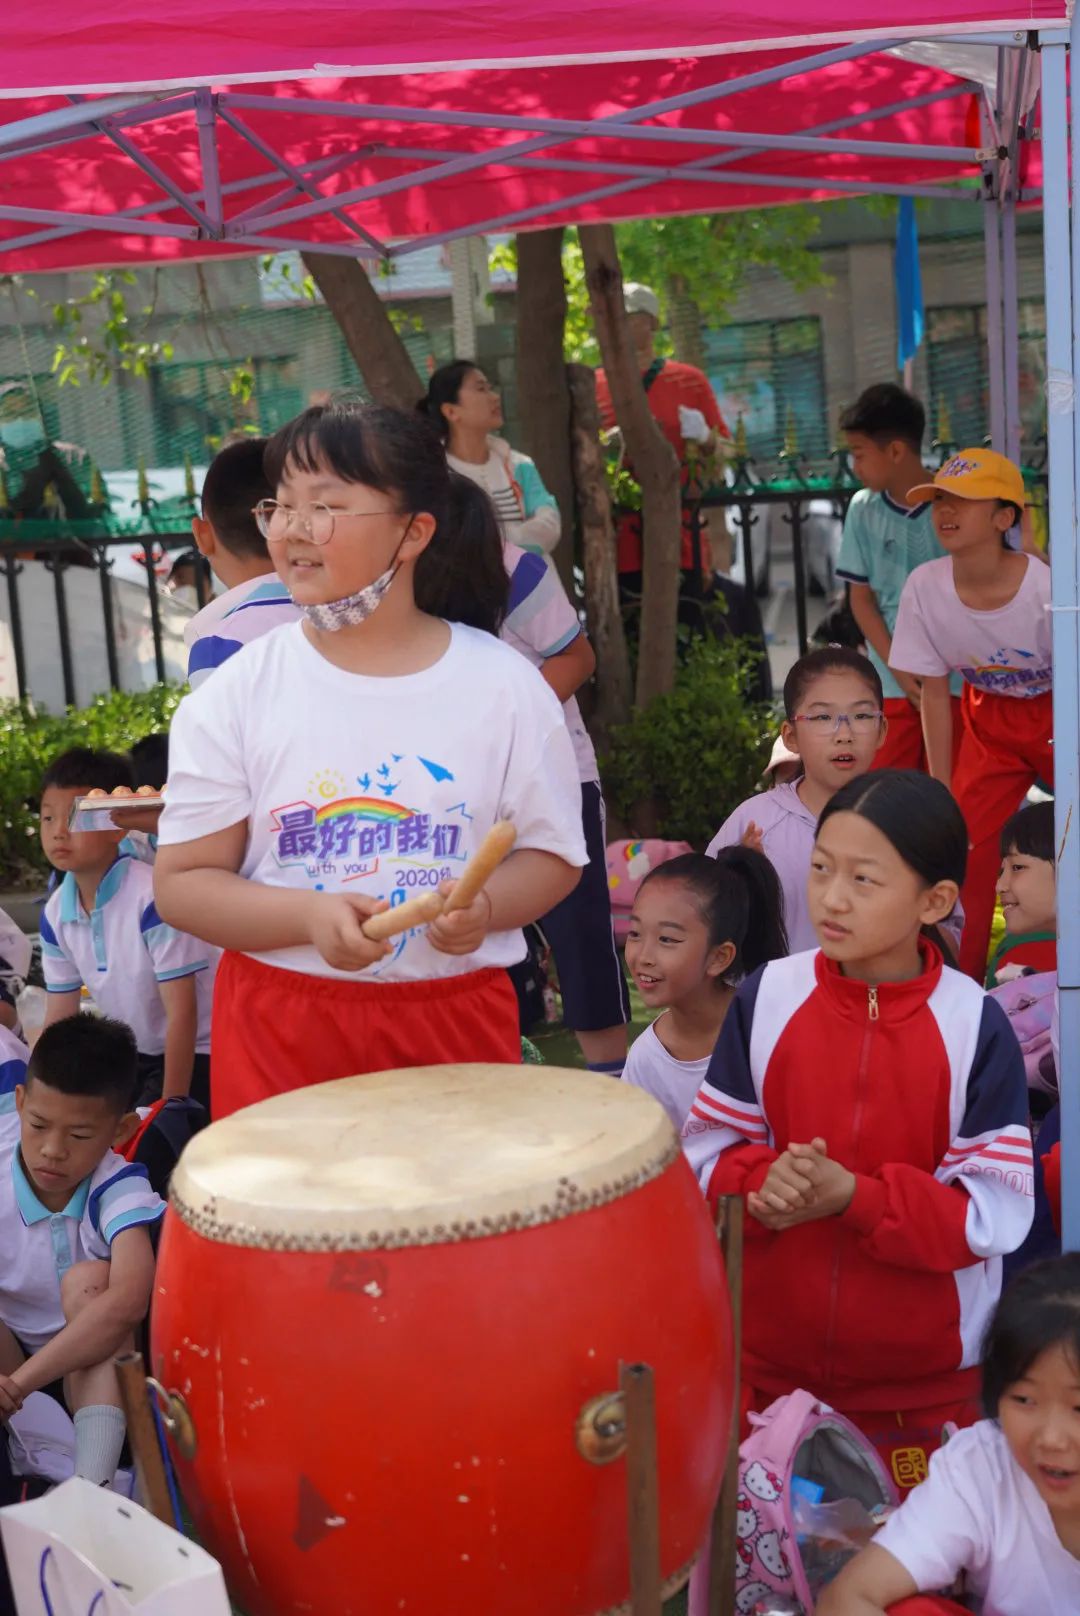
908,447,1026,509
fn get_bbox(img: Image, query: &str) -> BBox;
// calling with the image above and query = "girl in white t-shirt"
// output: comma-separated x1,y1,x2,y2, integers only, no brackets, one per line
820,1254,1080,1616
622,850,787,1129
153,401,587,1118
890,448,1052,981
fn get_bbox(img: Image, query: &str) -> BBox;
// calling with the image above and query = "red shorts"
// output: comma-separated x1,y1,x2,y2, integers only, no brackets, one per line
873,696,963,775
211,952,521,1119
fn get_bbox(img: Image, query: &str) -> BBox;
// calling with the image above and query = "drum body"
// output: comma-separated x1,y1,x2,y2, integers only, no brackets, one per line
152,1066,733,1615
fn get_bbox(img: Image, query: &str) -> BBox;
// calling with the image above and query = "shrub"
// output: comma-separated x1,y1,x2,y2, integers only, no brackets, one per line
0,685,184,889
601,636,776,848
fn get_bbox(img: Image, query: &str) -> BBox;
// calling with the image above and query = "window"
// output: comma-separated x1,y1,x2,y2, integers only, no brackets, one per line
149,357,303,461
703,317,827,461
926,301,1046,451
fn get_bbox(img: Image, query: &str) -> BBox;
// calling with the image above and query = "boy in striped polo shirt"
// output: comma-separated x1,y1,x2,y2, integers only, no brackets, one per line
185,436,300,688
0,1016,164,1488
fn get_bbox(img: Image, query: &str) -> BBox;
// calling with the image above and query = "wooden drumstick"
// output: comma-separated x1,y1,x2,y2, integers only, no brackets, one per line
362,891,444,941
441,820,517,914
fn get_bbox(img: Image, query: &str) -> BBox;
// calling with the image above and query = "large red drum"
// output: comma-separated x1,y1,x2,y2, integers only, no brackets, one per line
152,1064,733,1615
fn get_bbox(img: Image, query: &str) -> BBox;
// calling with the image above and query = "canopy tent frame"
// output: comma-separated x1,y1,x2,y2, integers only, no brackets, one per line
0,34,1038,260
1,14,1078,1249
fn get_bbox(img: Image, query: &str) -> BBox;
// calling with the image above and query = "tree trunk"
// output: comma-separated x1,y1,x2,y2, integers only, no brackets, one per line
515,228,575,591
567,363,633,748
300,252,422,409
578,224,681,707
667,274,707,369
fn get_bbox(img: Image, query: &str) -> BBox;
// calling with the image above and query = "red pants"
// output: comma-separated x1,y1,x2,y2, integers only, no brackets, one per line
890,1603,968,1614
873,696,963,775
740,1379,981,1493
954,685,1054,979
211,952,521,1118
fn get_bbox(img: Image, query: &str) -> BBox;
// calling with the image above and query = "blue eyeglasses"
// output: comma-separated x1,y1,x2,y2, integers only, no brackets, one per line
793,709,884,735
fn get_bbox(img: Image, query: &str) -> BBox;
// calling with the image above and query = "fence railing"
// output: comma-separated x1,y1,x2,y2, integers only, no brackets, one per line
0,517,202,707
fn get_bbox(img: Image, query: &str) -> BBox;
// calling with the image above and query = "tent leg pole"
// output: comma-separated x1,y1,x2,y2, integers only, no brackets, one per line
1001,190,1021,465
1043,38,1080,1251
983,183,1006,452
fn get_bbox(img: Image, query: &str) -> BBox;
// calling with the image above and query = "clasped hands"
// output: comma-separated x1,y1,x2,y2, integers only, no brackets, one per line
747,1137,856,1232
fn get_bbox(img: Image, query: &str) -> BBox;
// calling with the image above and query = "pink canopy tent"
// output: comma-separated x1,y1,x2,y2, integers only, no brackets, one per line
0,0,1060,270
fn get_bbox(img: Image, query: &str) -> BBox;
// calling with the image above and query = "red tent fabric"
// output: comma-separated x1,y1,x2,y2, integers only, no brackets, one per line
0,0,1058,270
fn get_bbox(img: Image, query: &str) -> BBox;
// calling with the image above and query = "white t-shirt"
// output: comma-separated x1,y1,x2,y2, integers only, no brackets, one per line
159,621,588,981
622,1019,710,1131
0,1112,164,1351
39,858,216,1055
873,1421,1080,1615
890,555,1052,698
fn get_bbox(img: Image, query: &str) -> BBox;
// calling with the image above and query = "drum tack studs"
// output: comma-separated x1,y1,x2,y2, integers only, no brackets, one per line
146,1378,198,1461
575,1391,628,1465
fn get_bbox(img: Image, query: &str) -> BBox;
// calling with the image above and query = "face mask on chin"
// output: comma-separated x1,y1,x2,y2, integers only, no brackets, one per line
0,418,46,453
295,518,413,633
299,559,400,633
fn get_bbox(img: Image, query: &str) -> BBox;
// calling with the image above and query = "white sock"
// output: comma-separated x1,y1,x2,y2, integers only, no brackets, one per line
74,1405,126,1486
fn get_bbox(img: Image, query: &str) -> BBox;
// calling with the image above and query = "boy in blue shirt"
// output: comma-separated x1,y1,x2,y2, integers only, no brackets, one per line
0,1016,163,1486
38,748,215,1109
837,383,962,772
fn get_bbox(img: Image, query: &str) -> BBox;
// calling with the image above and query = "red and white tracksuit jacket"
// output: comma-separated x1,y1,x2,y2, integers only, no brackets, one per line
682,942,1033,1412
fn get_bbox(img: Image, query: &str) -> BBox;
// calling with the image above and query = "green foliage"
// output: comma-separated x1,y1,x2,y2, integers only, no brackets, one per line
601,634,776,847
491,212,828,366
0,685,185,889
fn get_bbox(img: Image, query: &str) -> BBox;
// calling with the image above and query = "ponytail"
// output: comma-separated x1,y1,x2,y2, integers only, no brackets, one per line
711,845,789,973
639,848,789,983
414,472,508,634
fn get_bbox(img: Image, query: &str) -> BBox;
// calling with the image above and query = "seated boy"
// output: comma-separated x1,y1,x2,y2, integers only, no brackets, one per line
837,383,963,771
0,1016,163,1486
186,436,300,688
38,748,215,1108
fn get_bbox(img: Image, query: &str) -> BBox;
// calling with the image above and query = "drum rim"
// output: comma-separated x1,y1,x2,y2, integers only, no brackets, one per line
167,1064,683,1252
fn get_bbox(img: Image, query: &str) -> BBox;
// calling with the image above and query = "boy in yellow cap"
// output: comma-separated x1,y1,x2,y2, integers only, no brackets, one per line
890,448,1051,979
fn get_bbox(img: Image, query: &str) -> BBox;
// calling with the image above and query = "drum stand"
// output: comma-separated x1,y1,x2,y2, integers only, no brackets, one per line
618,1197,744,1616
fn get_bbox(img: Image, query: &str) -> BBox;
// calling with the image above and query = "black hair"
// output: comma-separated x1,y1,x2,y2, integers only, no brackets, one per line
130,733,169,791
41,746,135,797
839,383,925,453
201,437,273,560
982,1256,1080,1417
996,497,1024,532
416,361,485,443
817,770,967,960
638,848,788,982
26,1015,139,1114
264,401,508,634
783,646,883,721
1001,799,1055,863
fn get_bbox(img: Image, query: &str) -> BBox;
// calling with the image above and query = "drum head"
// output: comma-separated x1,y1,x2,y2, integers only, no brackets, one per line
170,1064,679,1251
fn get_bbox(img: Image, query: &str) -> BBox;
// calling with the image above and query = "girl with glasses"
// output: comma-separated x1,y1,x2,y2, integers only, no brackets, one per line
151,400,587,1119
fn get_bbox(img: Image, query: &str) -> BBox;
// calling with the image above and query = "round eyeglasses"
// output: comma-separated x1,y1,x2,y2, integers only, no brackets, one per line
252,500,398,547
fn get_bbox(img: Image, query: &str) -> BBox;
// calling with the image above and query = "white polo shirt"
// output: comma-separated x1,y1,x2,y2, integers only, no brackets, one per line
0,1113,164,1351
39,857,216,1055
0,1026,28,1116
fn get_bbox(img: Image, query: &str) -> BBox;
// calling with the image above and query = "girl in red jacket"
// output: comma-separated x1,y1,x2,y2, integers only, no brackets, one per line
683,770,1033,1492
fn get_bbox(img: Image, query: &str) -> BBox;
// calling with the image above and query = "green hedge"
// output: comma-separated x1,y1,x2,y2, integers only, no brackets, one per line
0,686,185,890
602,636,777,848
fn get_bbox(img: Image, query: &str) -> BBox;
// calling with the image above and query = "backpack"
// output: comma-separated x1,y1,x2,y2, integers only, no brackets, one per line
689,1390,898,1616
606,839,693,946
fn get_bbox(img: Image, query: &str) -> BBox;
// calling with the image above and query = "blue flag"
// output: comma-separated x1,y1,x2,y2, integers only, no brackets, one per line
895,197,924,370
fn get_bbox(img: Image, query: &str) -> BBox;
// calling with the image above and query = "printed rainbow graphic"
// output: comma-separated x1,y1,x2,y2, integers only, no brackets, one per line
623,840,643,862
315,797,416,824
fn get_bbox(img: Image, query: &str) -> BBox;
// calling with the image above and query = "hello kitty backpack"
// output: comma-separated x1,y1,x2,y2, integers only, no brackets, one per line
688,1389,899,1616
605,839,693,945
